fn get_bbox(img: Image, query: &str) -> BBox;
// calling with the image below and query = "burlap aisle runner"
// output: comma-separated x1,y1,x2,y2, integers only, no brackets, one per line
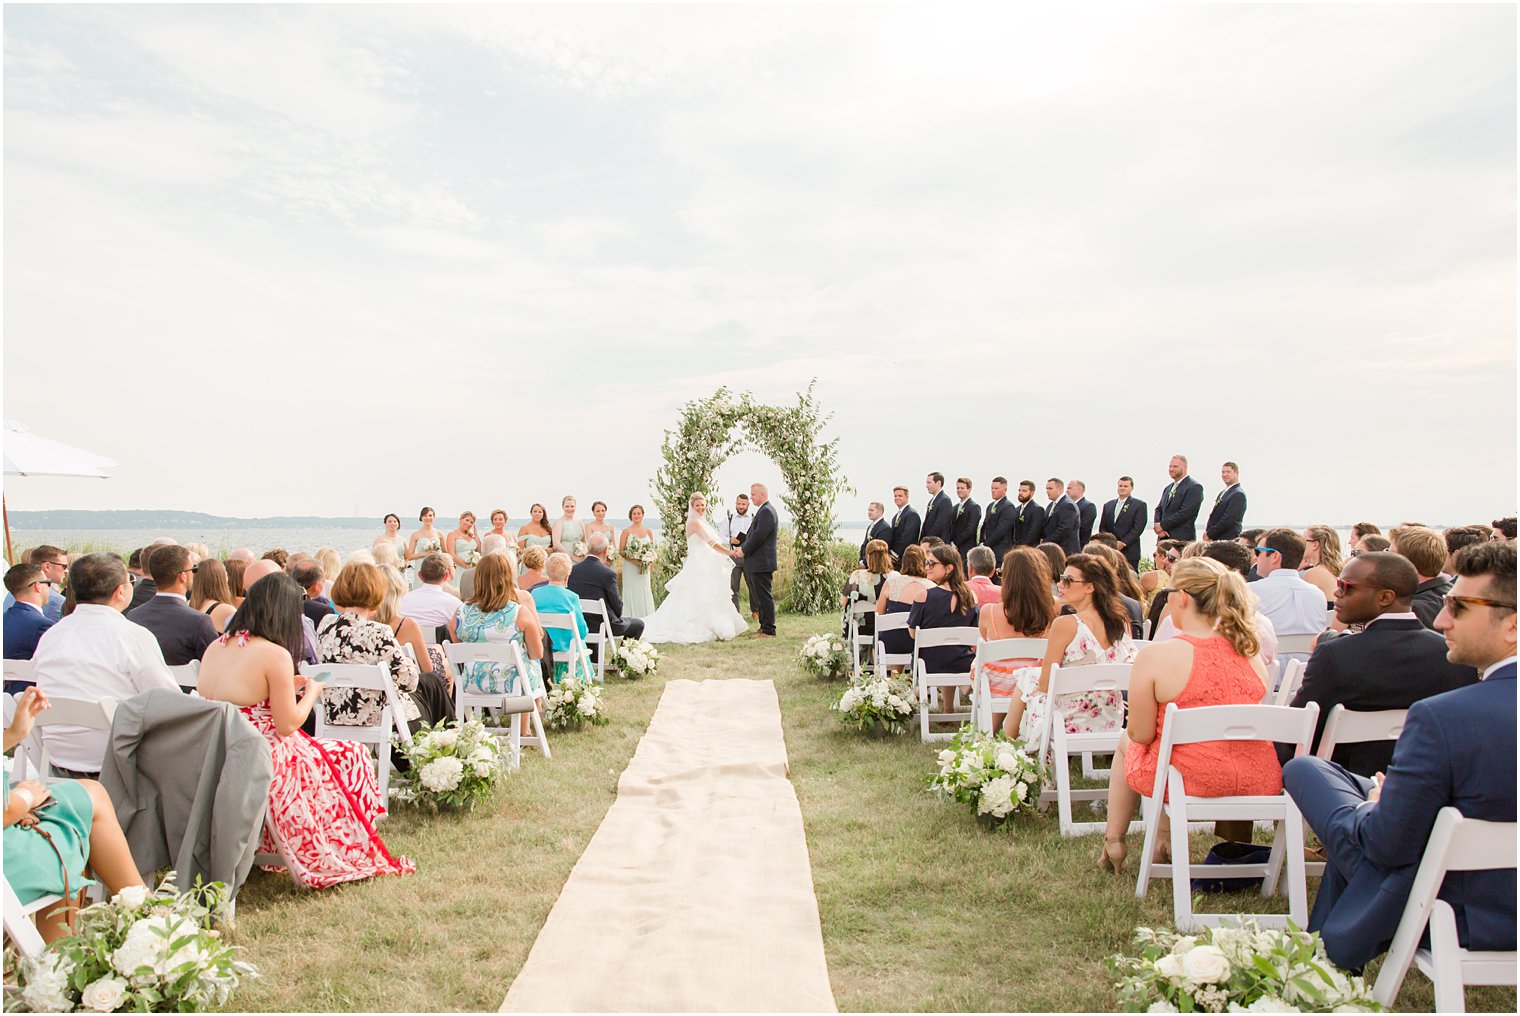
500,678,836,1013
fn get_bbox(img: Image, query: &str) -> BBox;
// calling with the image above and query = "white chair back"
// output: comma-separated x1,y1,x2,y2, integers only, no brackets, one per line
168,661,200,692
1271,658,1307,706
1141,618,1153,641
872,611,912,676
442,641,548,764
970,637,1047,734
302,662,407,804
538,613,594,677
3,659,36,688
578,598,612,683
24,697,117,779
912,626,979,743
1275,633,1319,656
1316,705,1407,760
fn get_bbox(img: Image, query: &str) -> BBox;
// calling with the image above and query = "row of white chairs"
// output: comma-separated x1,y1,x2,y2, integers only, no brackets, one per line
419,597,616,684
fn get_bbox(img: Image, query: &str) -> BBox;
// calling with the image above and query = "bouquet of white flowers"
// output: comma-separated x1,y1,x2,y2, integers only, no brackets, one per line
545,675,608,730
394,718,507,810
571,540,588,559
798,632,850,680
1107,921,1380,1013
625,535,658,573
7,875,256,1013
609,636,660,679
832,672,915,736
462,549,482,566
927,724,1044,828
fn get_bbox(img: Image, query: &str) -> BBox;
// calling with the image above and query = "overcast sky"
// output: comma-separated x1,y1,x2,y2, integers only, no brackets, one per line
4,2,1514,532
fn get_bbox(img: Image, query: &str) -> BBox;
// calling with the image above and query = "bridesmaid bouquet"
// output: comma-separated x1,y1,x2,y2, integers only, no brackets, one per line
545,675,608,730
571,540,588,559
10,875,257,1013
395,718,507,810
462,549,482,567
927,725,1044,828
626,535,658,573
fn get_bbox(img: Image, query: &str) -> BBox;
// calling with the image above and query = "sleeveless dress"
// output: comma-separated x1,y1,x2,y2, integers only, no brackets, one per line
453,536,478,596
521,533,552,554
620,534,656,619
455,601,543,696
877,573,934,658
1124,633,1282,798
241,703,414,888
559,520,586,561
1012,617,1136,751
410,534,443,589
2,770,95,905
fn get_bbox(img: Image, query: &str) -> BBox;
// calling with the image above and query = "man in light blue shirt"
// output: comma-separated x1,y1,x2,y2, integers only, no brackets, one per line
1251,528,1328,637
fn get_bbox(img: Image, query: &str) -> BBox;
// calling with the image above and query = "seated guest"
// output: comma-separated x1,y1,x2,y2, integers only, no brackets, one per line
841,539,893,642
1086,532,1121,550
1349,521,1381,552
1353,534,1391,555
293,560,336,628
373,563,444,687
198,573,414,887
243,559,319,665
1250,529,1328,643
964,546,1002,607
1300,525,1345,603
977,548,1056,731
1282,540,1516,970
874,544,933,668
908,546,980,708
451,554,546,732
260,548,289,570
1139,540,1182,606
1153,541,1279,669
1002,553,1137,747
1035,542,1067,599
516,545,549,592
224,557,248,607
33,553,179,778
1084,542,1145,639
1097,557,1278,871
126,545,218,667
4,687,147,942
530,553,593,684
315,548,342,599
398,554,464,640
1391,525,1453,630
227,547,255,564
372,542,402,573
1442,525,1491,573
568,534,645,646
1492,516,1516,540
2,545,67,620
4,565,57,675
127,545,160,611
189,558,238,633
318,561,451,733
1279,552,1477,775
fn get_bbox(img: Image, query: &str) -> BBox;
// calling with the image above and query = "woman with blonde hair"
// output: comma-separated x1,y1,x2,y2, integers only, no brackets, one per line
1096,557,1278,873
1300,525,1344,602
371,541,401,572
315,547,342,599
373,563,444,689
516,545,549,592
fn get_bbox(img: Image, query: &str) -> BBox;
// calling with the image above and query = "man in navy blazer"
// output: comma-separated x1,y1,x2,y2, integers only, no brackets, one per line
1040,478,1081,556
858,502,891,565
1205,461,1248,541
126,545,217,667
1152,454,1204,542
979,477,1017,566
1011,480,1047,548
1066,480,1097,546
4,565,56,690
1100,476,1148,571
948,477,981,564
1283,540,1516,971
920,472,954,543
886,486,922,564
736,482,778,636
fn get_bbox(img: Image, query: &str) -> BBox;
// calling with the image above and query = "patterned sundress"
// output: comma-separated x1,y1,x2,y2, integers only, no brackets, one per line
1011,618,1137,754
454,601,543,696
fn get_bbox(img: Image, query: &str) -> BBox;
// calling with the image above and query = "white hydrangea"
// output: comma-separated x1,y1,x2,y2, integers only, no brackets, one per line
578,693,598,716
419,756,464,792
473,762,494,779
432,729,459,751
112,917,171,977
22,952,75,1013
1240,996,1301,1013
977,775,1015,818
1146,1002,1180,1013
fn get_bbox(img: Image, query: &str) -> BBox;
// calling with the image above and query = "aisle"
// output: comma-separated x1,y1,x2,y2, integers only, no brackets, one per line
500,678,837,1013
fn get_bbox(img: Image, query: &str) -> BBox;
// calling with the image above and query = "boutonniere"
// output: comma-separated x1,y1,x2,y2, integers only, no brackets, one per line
1119,503,1129,516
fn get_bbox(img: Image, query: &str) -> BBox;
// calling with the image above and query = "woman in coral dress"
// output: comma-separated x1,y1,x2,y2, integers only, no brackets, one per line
1097,557,1278,873
198,573,414,889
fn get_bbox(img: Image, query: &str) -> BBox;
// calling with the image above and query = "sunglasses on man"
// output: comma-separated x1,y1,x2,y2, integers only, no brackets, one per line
1442,593,1517,618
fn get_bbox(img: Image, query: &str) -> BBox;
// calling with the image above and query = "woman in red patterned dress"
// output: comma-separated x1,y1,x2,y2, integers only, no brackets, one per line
198,572,414,888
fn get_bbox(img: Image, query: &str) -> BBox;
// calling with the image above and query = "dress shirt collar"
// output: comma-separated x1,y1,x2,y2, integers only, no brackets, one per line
70,603,125,620
154,592,188,603
1363,611,1418,626
12,600,46,616
1482,656,1517,681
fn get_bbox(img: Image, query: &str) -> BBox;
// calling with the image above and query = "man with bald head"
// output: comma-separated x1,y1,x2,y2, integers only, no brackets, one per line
242,558,319,664
1279,551,1478,775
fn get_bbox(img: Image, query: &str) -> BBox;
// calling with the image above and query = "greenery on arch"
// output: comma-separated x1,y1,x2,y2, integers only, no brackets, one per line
650,382,852,614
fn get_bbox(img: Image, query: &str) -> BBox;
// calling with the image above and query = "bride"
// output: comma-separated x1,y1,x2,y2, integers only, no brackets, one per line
641,493,750,644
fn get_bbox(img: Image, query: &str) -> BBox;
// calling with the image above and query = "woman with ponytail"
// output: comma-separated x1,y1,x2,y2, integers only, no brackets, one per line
908,546,981,710
1096,557,1279,874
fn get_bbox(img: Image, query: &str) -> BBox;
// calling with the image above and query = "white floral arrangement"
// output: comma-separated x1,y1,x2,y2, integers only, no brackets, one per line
625,534,658,572
1107,921,1381,1013
927,724,1044,827
545,675,608,730
799,632,850,680
571,540,589,559
609,636,660,679
462,549,482,567
394,718,507,810
832,672,915,735
7,875,256,1013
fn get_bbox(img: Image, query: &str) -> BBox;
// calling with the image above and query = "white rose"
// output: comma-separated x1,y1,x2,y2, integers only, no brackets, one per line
1182,944,1231,984
936,749,956,768
473,762,493,778
1154,953,1185,981
1243,996,1301,1012
1172,936,1198,955
432,729,459,750
115,885,150,909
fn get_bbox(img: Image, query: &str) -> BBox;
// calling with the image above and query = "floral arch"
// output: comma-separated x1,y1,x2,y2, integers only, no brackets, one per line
650,382,852,615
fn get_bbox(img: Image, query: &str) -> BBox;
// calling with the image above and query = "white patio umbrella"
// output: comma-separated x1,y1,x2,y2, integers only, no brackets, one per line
3,420,119,562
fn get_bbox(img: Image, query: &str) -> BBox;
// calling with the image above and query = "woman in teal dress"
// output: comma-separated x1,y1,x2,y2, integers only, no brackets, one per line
446,511,479,593
552,496,586,562
3,688,146,943
448,554,546,700
406,506,445,590
618,504,657,619
529,553,595,684
518,503,554,558
371,513,409,580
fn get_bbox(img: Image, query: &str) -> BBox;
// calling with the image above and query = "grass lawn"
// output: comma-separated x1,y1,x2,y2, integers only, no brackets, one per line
228,613,1514,1012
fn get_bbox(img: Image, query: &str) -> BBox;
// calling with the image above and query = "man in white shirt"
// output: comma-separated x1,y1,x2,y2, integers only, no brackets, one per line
32,553,180,777
399,553,463,633
720,494,754,613
1251,528,1328,639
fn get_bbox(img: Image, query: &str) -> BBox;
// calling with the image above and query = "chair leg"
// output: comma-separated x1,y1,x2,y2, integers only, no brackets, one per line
1168,774,1196,932
1054,734,1074,836
1427,900,1467,1013
1263,818,1285,897
1136,794,1159,898
530,705,552,760
1283,805,1308,927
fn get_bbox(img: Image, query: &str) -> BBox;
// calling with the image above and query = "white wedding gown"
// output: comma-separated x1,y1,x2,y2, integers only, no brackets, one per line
640,512,750,645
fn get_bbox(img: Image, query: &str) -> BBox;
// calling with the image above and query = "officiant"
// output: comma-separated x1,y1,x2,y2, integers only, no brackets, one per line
720,493,755,614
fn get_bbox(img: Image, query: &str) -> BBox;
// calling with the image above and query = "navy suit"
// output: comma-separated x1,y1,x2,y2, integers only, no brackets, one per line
1205,484,1247,541
887,504,922,564
858,517,891,565
1075,497,1096,546
126,594,217,666
1100,497,1148,570
1283,663,1516,970
568,557,645,646
979,496,1016,565
1154,475,1204,541
1012,499,1046,548
949,498,981,563
1041,497,1081,555
740,501,779,635
920,491,954,543
128,577,157,612
3,602,54,692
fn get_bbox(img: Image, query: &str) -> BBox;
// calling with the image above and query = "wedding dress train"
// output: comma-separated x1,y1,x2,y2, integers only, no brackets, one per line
640,512,749,645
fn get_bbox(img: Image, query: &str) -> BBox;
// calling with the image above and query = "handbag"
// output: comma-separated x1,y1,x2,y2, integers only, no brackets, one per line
1190,840,1273,893
23,810,86,934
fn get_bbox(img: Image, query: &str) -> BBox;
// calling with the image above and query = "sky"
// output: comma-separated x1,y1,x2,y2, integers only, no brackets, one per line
3,2,1515,532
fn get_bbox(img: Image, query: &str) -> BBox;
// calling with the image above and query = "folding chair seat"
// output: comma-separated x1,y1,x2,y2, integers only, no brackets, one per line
303,662,408,806
873,612,912,676
1038,662,1137,837
578,598,613,683
969,637,1047,735
913,626,979,743
442,641,548,766
1135,701,1319,932
847,601,875,679
1371,808,1518,1012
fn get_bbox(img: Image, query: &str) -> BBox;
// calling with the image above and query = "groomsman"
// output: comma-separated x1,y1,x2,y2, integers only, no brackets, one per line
1041,478,1082,555
1067,480,1097,546
979,476,1017,565
949,477,981,564
920,472,954,542
859,501,890,565
1205,461,1248,541
1012,480,1047,547
1153,454,1204,542
887,486,922,564
1100,476,1148,571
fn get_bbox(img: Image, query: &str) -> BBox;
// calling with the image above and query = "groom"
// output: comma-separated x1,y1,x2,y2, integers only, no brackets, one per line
736,482,778,638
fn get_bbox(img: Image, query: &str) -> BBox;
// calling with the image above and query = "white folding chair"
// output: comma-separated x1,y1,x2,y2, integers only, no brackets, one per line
1371,808,1518,1012
538,613,594,681
420,625,439,646
847,600,875,679
1135,701,1319,932
1302,705,1410,877
1040,663,1138,837
1141,618,1153,641
1273,633,1319,689
1270,658,1307,706
3,868,61,957
913,627,980,743
578,598,613,683
29,697,118,779
168,661,200,694
303,662,408,806
3,658,36,689
969,638,1047,734
873,612,912,676
443,641,548,766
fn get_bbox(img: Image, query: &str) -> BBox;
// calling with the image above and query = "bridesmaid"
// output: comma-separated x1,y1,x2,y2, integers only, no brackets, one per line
585,501,617,557
619,504,656,619
405,507,445,590
372,513,408,571
486,508,520,557
445,511,479,569
551,496,586,562
518,504,553,555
